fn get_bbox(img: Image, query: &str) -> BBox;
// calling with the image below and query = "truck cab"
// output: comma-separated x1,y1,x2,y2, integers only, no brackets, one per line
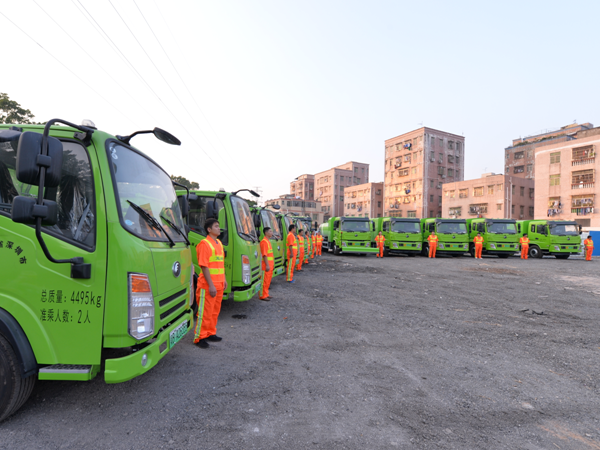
375,217,422,256
327,216,378,255
467,218,519,258
251,206,285,277
517,220,582,259
0,121,193,421
421,218,469,256
182,190,262,301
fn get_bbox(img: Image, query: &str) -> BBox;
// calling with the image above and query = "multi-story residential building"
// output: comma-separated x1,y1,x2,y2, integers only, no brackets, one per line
290,174,315,201
534,130,600,228
442,173,535,220
265,195,324,225
343,182,384,218
384,127,465,218
505,122,593,180
314,162,369,221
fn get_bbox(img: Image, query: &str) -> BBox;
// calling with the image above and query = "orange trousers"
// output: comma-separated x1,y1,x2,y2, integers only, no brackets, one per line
377,244,384,257
259,268,273,299
311,246,315,258
429,244,437,258
475,244,482,259
586,248,593,261
193,282,224,343
304,247,309,263
286,251,296,281
317,244,322,256
297,250,304,271
521,245,528,259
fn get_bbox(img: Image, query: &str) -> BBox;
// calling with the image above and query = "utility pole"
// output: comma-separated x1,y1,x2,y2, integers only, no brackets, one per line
253,186,263,206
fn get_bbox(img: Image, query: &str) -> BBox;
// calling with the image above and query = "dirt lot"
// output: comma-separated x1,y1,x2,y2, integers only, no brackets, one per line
1,252,600,449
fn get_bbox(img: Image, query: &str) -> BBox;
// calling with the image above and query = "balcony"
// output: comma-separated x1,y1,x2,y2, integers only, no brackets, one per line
572,183,595,190
572,158,595,166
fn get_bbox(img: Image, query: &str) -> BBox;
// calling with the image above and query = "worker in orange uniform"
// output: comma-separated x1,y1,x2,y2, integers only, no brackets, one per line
375,231,385,258
311,231,317,259
193,218,227,349
473,232,484,259
259,227,274,301
584,234,594,261
296,229,305,271
427,231,438,258
519,233,529,260
303,229,310,265
316,232,323,255
286,224,297,283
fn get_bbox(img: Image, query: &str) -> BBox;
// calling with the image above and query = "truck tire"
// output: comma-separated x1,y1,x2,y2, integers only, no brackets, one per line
0,334,36,423
333,244,341,255
497,254,510,259
469,244,476,258
555,254,570,260
528,245,543,259
383,247,390,257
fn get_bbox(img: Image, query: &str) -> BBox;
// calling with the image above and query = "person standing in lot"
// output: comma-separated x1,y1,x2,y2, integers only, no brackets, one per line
427,231,438,258
259,227,274,301
584,235,594,261
193,218,227,349
296,229,305,272
316,232,323,255
311,231,317,259
286,224,298,283
519,234,529,260
304,230,310,265
473,232,484,259
375,231,385,258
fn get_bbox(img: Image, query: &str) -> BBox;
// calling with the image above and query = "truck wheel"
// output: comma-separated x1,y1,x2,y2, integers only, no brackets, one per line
0,334,36,423
469,244,476,258
333,244,341,255
528,245,543,259
421,243,429,257
383,247,390,257
555,254,570,260
497,254,510,259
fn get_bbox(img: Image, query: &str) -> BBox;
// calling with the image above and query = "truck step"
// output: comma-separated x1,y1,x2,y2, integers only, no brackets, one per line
38,364,97,381
40,364,92,374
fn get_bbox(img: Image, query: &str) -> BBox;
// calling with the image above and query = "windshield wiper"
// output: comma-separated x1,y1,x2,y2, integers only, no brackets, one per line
161,214,190,246
127,200,175,247
239,231,257,242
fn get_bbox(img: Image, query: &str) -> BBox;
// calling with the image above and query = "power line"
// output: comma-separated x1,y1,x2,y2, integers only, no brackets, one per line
135,0,252,186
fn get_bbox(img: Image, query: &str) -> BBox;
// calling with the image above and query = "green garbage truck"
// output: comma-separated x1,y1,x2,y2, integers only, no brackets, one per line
181,189,263,301
421,218,469,256
322,216,378,255
517,220,582,259
466,218,519,258
0,120,194,421
251,204,285,277
373,217,422,256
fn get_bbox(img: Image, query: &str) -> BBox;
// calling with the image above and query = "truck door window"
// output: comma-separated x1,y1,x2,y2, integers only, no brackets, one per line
531,225,535,234
230,195,258,242
0,139,96,249
188,196,229,245
478,223,485,233
383,221,388,231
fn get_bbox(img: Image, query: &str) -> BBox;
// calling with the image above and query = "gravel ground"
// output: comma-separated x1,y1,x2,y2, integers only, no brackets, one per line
1,252,600,450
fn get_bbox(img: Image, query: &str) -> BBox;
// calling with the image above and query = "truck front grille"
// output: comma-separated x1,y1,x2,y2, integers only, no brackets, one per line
158,288,187,325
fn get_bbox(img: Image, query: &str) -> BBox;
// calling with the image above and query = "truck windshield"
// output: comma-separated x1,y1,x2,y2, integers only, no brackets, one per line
550,224,578,236
231,195,258,242
261,210,282,239
108,141,185,243
342,220,370,232
392,221,421,233
488,222,517,234
437,222,467,234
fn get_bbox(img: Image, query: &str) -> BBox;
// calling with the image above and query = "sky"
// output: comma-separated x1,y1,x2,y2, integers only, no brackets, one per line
2,0,599,205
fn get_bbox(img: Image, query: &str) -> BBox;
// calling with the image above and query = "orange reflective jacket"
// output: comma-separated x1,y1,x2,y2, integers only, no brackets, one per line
375,235,385,244
427,235,439,245
197,238,225,286
519,237,530,245
473,236,484,244
584,238,594,248
287,232,297,253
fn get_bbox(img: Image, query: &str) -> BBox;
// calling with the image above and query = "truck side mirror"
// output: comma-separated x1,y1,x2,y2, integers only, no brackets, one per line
253,214,261,229
16,132,63,188
177,196,189,218
578,225,582,235
11,197,58,226
206,200,219,219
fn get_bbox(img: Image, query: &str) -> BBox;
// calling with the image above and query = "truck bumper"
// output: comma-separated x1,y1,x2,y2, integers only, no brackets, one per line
232,280,262,302
272,265,285,278
341,247,378,253
104,309,194,384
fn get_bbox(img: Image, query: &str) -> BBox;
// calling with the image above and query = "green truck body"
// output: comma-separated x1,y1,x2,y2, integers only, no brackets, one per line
466,218,519,258
421,218,469,255
277,214,300,267
182,190,262,301
0,122,193,421
372,217,422,256
252,206,285,277
323,217,378,254
517,220,582,259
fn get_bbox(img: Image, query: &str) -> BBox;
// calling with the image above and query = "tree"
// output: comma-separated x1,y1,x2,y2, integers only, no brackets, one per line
0,93,36,124
246,200,257,207
170,175,199,189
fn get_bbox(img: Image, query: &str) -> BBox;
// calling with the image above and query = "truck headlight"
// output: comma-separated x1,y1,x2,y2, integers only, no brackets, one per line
417,243,421,248
189,265,195,308
490,244,496,249
342,241,347,247
439,243,444,249
393,243,398,248
463,244,468,249
242,255,251,285
128,273,155,341
554,246,560,251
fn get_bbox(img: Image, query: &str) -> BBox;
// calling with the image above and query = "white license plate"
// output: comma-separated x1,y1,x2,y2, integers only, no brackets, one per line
169,320,188,349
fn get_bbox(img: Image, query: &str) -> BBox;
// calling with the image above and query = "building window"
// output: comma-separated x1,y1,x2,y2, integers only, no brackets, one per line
488,185,494,195
459,189,468,198
430,180,434,188
448,155,454,163
429,151,435,162
407,211,416,218
514,166,524,173
529,206,534,216
469,203,488,215
506,153,510,160
520,186,524,196
449,207,461,217
550,152,561,164
511,185,516,195
529,188,534,198
473,187,484,197
411,167,417,175
438,196,442,204
497,204,502,211
404,154,411,163
519,205,524,216
456,156,460,165
572,169,594,187
448,168,454,177
439,139,443,148
431,136,435,147
438,153,443,163
572,145,595,161
437,166,445,175
497,183,503,191
527,164,533,173
514,151,524,160
456,142,461,153
378,201,381,207
448,141,454,150
429,195,434,202
398,168,409,177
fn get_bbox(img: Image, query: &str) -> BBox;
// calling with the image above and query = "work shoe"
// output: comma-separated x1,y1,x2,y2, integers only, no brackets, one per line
207,335,222,342
288,280,295,283
195,339,209,348
259,297,270,301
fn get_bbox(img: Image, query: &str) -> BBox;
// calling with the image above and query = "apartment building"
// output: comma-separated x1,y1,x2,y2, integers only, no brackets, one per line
343,182,384,218
264,194,324,224
505,122,593,180
442,173,535,220
290,174,315,201
314,162,369,221
534,131,600,228
384,127,465,218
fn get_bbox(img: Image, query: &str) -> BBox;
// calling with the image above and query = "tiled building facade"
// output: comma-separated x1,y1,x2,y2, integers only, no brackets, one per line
343,182,384,218
265,195,324,224
290,174,315,201
314,162,369,221
384,127,465,218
